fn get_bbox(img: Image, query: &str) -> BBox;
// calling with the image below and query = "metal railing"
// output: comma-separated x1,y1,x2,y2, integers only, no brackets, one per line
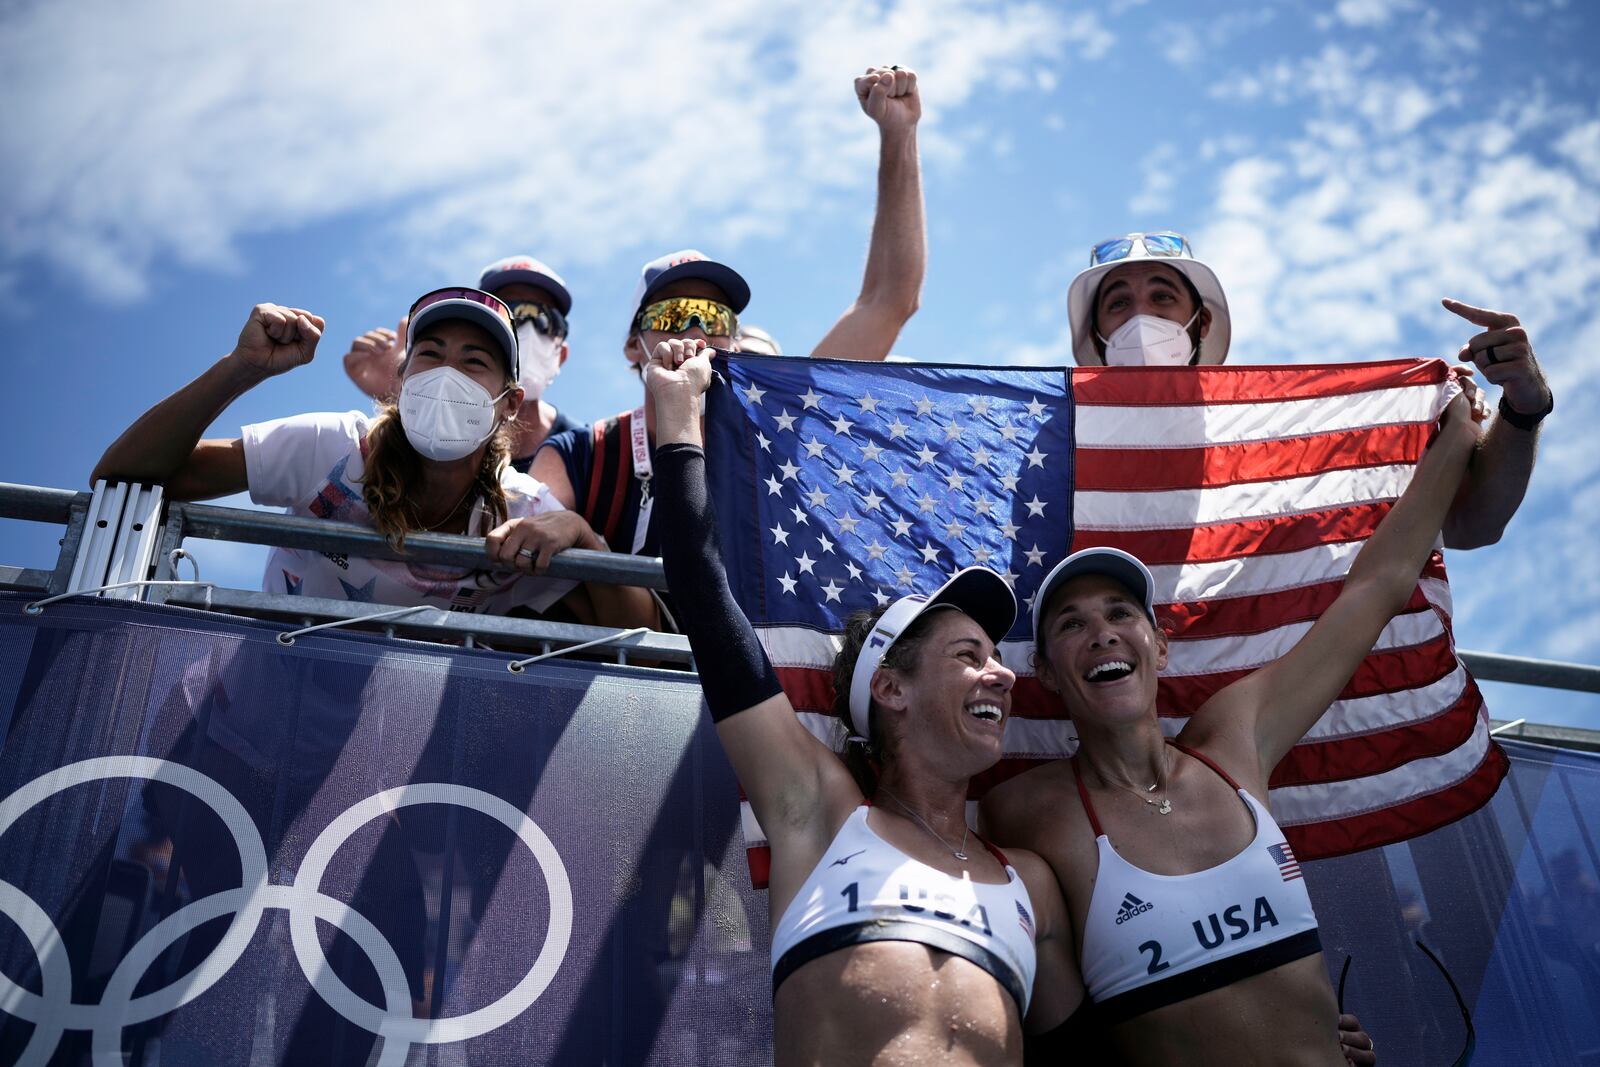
0,480,688,667
4,480,1600,697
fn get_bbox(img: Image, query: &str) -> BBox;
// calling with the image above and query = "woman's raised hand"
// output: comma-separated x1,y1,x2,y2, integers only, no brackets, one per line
232,303,325,378
644,337,714,398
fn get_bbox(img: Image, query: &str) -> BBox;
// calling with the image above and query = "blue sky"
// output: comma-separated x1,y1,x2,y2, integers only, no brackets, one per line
2,0,1595,725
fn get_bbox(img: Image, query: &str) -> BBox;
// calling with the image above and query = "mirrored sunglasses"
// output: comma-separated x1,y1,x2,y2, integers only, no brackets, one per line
508,301,568,339
637,297,737,337
1089,231,1193,268
408,286,514,329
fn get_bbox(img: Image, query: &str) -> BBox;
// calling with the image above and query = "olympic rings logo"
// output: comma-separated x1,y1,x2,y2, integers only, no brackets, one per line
0,757,573,1067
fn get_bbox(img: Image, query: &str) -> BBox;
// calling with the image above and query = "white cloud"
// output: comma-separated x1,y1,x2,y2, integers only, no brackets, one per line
1330,0,1418,28
1191,51,1600,663
0,0,1103,304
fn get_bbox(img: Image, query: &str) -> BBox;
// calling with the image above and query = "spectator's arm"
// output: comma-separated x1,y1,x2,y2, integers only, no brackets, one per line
485,511,659,631
1437,299,1550,549
810,66,924,362
91,304,323,500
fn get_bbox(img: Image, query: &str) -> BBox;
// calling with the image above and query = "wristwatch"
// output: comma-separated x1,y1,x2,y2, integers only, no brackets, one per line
1498,392,1553,431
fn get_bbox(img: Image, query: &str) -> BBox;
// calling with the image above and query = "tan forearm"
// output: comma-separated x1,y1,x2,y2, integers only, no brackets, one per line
1349,418,1476,605
1441,413,1539,549
92,353,265,486
810,127,924,361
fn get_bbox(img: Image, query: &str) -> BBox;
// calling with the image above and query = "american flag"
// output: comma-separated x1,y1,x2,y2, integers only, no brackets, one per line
1268,842,1305,882
703,354,1507,889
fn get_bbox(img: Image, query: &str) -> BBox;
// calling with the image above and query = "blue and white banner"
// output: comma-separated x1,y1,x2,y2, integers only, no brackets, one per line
0,593,769,1066
0,592,1596,1064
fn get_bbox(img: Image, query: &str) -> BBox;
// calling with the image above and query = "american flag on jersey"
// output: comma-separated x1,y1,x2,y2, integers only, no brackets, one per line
702,353,1507,889
1268,842,1304,882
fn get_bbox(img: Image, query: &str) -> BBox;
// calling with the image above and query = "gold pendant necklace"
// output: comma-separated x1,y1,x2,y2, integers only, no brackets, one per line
1101,750,1174,815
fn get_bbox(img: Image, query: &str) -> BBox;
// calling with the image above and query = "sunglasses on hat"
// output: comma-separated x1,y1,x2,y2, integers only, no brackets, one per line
1089,231,1193,267
508,301,567,339
408,286,515,329
637,297,737,338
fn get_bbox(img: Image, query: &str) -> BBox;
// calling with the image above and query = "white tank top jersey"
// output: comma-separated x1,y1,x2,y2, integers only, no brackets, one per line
770,805,1039,1014
1076,741,1321,1023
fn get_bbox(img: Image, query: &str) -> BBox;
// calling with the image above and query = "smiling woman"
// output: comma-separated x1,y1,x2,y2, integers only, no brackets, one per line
644,335,1095,1067
88,288,657,630
981,391,1483,1066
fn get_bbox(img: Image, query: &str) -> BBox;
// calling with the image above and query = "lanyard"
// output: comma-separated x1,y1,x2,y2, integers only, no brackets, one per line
629,404,653,555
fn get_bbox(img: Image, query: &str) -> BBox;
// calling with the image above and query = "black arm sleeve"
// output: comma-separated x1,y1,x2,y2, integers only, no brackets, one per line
654,442,784,721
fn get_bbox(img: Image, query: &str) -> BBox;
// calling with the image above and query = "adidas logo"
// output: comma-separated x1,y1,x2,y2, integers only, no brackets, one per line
1114,892,1154,925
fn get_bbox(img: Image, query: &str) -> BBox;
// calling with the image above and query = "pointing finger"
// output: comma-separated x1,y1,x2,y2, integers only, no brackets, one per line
1442,298,1519,330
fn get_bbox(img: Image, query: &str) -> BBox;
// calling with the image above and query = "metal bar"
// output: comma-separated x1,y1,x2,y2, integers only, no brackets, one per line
46,500,91,597
0,482,86,523
1487,720,1600,754
175,501,668,590
1460,651,1600,693
146,508,188,592
161,586,694,665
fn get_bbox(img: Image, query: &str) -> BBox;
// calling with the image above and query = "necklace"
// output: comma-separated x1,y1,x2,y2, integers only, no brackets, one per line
877,786,970,860
413,480,479,533
1097,748,1173,815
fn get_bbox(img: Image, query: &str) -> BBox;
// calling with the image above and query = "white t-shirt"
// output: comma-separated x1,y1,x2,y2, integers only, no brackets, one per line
241,410,574,613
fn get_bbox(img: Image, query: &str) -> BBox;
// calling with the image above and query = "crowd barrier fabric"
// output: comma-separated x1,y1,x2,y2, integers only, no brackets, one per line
703,355,1507,887
0,597,1592,1063
0,594,770,1066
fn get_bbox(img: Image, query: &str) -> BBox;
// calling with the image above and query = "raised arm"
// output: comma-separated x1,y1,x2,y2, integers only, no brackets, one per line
341,316,407,403
649,339,858,852
1202,389,1482,773
91,304,324,500
1439,299,1551,549
810,66,924,362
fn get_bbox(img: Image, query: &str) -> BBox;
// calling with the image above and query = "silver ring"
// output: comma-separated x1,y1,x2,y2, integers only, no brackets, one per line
516,548,535,559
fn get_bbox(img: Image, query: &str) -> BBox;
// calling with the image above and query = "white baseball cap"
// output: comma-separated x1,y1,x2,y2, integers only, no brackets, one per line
848,567,1017,740
1031,547,1157,650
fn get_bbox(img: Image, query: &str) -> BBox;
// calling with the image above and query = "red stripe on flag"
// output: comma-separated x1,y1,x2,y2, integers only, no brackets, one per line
1157,624,1459,710
1284,741,1508,860
1160,581,1433,640
1269,683,1484,787
1075,423,1431,492
1071,359,1449,406
1071,502,1394,567
745,845,772,890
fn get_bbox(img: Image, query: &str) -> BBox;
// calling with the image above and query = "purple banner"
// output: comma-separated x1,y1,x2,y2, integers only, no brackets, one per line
0,593,770,1066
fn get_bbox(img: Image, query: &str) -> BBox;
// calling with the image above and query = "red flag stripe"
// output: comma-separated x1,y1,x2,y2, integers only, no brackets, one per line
1070,359,1449,407
1071,502,1393,567
1074,422,1432,492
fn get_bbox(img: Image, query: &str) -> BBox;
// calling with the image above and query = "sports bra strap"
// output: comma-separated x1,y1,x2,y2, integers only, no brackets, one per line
1166,739,1243,791
1070,757,1105,838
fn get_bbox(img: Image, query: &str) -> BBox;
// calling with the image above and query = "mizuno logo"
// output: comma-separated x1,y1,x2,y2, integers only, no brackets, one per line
830,849,866,868
1115,892,1154,925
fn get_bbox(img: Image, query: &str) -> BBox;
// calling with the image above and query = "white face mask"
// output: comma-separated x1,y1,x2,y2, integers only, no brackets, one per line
515,321,564,402
398,365,509,462
1098,310,1201,366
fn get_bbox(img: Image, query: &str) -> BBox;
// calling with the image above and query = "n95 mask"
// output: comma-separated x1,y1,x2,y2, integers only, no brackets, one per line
515,321,564,402
1099,311,1200,366
398,366,508,461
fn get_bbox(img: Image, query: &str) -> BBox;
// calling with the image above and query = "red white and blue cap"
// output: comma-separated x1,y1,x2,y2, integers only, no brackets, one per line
631,249,751,321
406,287,520,380
477,255,573,316
1032,547,1157,649
848,567,1017,740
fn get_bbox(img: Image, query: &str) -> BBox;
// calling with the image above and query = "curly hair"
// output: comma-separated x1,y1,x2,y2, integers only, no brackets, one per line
359,367,518,549
830,606,945,795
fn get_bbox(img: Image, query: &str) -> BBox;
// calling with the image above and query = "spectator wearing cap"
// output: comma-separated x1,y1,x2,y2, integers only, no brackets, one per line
92,290,657,630
342,255,580,473
1063,231,1552,549
532,65,927,566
